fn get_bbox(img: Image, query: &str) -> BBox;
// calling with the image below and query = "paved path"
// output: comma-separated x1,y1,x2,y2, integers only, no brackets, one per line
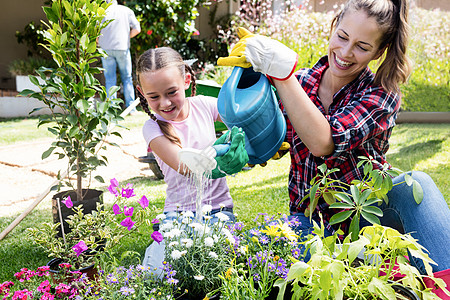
0,125,156,217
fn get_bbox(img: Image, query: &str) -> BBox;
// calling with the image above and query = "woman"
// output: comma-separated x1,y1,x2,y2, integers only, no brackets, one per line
218,0,450,291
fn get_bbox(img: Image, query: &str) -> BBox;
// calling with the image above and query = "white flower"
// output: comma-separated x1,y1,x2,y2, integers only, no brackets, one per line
155,213,166,220
239,245,248,255
219,203,226,209
182,211,194,218
213,234,220,243
181,238,193,248
204,237,214,247
202,204,212,214
169,228,182,237
203,225,211,234
171,250,183,260
215,212,230,222
169,241,179,247
181,217,191,224
208,251,218,259
193,275,205,281
160,223,173,232
189,222,203,232
204,216,212,221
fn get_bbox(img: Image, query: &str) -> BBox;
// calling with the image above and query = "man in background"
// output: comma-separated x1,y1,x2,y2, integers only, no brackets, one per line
98,0,141,113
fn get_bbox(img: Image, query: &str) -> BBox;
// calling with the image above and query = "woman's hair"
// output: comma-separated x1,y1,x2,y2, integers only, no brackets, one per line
330,0,412,92
136,47,197,148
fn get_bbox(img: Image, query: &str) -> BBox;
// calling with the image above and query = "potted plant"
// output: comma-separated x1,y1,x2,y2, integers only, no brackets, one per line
26,178,154,282
18,0,124,231
273,220,444,300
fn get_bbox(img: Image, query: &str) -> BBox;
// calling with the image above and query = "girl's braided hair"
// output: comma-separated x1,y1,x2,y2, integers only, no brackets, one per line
136,47,197,148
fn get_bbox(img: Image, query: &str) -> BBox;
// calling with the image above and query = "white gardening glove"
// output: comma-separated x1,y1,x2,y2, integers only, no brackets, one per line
217,27,298,80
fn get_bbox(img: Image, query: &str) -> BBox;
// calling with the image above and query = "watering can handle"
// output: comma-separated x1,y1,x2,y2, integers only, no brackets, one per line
228,67,244,108
212,143,231,157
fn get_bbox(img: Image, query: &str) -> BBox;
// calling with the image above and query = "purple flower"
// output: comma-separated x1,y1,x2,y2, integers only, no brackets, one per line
72,241,88,257
138,195,149,209
120,217,135,231
291,248,301,259
151,231,164,244
119,286,135,295
151,218,160,224
259,235,270,245
108,178,120,196
253,273,261,282
167,277,179,285
121,184,136,199
123,206,134,217
267,262,276,273
62,196,73,208
112,204,122,215
234,222,244,231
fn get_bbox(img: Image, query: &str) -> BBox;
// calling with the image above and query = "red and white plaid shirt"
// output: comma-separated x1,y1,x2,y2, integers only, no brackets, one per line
281,56,401,235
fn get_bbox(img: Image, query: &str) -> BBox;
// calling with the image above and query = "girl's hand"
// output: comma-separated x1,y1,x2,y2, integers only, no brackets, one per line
211,126,249,179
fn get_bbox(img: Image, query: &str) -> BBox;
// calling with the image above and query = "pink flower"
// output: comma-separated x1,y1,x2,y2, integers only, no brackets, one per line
113,204,122,215
108,178,120,196
151,231,164,244
138,195,149,209
147,29,153,35
193,30,200,36
123,206,134,217
36,266,50,276
121,184,135,198
120,217,135,231
72,241,88,257
151,218,159,224
61,196,73,208
41,292,55,300
37,280,51,293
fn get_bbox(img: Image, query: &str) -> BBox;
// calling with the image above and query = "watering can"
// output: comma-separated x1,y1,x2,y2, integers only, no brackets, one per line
217,67,286,165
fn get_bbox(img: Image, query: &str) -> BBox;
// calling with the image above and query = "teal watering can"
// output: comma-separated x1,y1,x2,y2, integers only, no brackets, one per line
217,67,287,165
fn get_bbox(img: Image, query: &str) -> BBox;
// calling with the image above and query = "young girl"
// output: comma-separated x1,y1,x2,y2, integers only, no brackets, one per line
218,0,450,293
136,47,247,219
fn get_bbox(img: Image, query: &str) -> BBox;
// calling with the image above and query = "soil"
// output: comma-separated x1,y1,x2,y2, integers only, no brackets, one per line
0,122,160,218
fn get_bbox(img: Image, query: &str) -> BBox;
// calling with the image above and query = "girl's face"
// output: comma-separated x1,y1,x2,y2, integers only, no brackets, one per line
327,8,385,85
137,66,191,122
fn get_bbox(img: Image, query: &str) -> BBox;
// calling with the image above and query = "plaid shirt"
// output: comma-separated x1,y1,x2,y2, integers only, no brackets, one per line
281,56,400,235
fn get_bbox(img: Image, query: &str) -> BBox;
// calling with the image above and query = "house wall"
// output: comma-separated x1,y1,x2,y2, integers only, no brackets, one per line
0,0,448,91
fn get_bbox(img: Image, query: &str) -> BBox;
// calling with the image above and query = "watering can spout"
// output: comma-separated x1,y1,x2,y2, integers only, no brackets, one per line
217,67,286,165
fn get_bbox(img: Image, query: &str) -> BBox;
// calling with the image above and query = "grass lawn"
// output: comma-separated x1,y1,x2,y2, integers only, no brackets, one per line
0,116,448,282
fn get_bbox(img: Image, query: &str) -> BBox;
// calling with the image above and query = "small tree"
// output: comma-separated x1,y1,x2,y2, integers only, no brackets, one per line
20,0,123,201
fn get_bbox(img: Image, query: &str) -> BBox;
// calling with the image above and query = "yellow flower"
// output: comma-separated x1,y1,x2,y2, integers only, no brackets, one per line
260,225,280,238
203,296,209,300
225,268,233,279
278,221,298,241
273,255,280,261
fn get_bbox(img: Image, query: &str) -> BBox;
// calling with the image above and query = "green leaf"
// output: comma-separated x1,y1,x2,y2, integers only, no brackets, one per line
349,213,360,241
323,192,336,205
367,277,396,299
77,99,89,113
329,210,353,226
42,147,56,159
286,261,310,281
405,174,414,186
362,205,383,216
413,180,424,204
329,202,354,210
318,163,327,174
94,175,104,183
335,193,353,205
43,6,58,23
361,211,381,225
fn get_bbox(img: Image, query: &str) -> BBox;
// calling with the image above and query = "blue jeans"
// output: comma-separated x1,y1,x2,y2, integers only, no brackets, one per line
101,49,135,109
289,171,450,274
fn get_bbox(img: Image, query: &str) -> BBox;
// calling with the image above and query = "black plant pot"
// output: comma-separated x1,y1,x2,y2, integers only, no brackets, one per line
47,257,98,283
52,189,103,237
391,281,421,300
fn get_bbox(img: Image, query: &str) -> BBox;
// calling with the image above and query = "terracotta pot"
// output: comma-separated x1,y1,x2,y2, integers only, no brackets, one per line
47,257,98,284
52,189,103,237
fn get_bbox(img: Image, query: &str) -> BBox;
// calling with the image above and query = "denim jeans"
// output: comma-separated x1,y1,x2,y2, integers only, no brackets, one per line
289,171,450,274
101,49,135,109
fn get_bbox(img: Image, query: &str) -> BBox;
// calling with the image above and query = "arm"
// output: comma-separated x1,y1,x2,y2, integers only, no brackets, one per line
273,77,334,157
130,28,140,39
149,136,188,176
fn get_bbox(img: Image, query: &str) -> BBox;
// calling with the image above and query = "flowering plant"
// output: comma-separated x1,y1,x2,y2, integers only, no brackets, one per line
151,206,233,299
218,213,301,299
27,178,154,274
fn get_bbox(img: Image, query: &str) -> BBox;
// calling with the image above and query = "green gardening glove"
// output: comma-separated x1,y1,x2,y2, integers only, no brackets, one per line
211,126,249,179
